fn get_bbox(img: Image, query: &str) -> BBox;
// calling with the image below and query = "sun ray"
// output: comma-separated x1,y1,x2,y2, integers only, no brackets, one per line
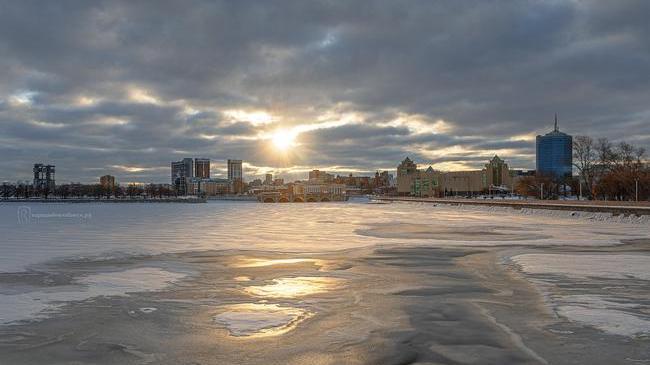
271,129,298,151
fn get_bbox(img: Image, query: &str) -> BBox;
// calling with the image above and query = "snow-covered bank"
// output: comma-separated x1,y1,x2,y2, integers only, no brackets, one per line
512,253,650,338
390,200,650,225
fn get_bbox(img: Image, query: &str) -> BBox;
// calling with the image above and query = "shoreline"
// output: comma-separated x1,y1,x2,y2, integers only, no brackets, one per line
0,197,207,203
374,196,650,216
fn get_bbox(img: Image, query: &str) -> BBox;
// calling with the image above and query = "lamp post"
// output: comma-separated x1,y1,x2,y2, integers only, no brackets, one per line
579,178,582,201
635,178,639,202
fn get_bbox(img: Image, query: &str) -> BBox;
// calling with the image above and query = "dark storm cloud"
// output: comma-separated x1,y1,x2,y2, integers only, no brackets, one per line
0,0,649,182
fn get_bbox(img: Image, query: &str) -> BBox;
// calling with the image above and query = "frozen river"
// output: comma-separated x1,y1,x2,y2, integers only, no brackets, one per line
2,200,646,274
0,200,649,364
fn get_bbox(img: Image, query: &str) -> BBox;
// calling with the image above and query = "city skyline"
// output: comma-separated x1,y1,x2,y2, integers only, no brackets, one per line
2,1,650,183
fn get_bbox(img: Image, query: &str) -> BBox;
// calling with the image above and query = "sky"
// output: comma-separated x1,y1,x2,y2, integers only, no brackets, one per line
1,0,649,183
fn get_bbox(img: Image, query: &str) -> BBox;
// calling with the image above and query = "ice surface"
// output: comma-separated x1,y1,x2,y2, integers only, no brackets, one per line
512,254,650,280
77,267,188,295
244,276,344,298
513,254,650,337
556,306,650,337
1,201,648,325
213,303,312,337
0,267,187,324
2,201,648,274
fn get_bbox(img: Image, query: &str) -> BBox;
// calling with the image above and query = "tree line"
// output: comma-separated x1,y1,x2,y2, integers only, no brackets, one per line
515,137,647,201
573,137,647,200
0,183,178,199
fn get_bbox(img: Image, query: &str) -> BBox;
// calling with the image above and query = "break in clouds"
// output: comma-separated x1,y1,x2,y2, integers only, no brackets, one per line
1,0,649,183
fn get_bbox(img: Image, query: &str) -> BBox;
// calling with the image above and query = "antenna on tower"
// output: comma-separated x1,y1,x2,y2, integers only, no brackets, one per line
554,113,558,132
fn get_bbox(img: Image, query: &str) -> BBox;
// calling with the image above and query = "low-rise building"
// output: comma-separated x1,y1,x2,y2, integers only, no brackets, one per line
308,170,334,184
396,156,514,197
186,178,231,196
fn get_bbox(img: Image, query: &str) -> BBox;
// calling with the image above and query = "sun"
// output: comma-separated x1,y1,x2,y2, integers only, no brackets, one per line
271,129,297,151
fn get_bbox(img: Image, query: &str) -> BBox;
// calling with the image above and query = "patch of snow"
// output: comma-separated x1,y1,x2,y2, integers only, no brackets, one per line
0,268,186,325
213,303,312,337
513,254,650,280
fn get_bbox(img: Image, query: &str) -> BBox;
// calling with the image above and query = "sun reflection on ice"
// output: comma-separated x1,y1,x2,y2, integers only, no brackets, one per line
233,258,324,268
244,276,344,298
213,303,312,337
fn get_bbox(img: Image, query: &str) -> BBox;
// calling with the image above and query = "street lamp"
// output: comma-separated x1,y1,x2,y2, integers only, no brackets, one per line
579,179,582,201
635,178,639,202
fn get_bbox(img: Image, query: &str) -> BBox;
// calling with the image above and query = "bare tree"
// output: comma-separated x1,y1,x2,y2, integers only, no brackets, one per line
573,135,596,198
616,141,645,171
595,138,618,172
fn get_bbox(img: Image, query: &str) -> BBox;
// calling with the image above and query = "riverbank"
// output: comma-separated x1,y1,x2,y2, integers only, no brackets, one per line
373,196,650,216
0,197,207,203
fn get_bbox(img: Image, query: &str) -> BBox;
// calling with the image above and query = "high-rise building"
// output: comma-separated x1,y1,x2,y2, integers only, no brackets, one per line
171,158,194,194
227,159,243,181
227,159,244,194
264,173,273,185
536,115,573,179
100,175,116,189
194,158,210,179
33,164,55,192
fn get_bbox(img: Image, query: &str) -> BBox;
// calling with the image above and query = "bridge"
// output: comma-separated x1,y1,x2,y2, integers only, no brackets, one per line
257,191,347,203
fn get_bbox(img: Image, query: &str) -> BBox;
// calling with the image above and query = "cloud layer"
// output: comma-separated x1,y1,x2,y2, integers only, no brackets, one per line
1,0,649,183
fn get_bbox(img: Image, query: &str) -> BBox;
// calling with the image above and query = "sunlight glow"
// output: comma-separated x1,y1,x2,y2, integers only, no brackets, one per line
271,129,298,150
75,96,97,106
224,109,275,126
127,87,160,104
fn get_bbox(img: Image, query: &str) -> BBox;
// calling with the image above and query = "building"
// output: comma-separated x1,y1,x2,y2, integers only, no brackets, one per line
99,175,116,189
395,156,514,197
257,182,347,203
536,115,573,179
194,158,210,179
396,157,418,195
186,178,230,196
308,170,334,184
171,158,194,194
373,171,393,188
264,173,273,185
227,159,243,181
227,159,243,193
484,155,511,188
33,164,55,192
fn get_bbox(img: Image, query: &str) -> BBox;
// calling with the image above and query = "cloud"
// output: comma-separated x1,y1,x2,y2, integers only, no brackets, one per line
0,0,649,183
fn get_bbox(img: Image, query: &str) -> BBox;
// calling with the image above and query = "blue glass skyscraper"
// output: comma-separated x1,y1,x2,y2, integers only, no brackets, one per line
536,115,573,179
